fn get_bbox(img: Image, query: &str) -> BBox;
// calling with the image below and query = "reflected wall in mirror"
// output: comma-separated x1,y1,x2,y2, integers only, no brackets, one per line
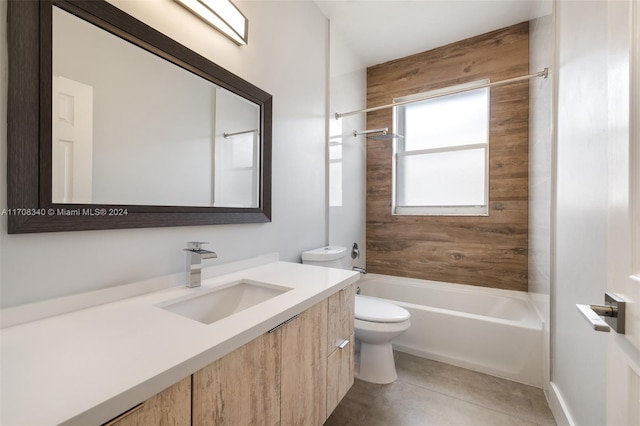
52,6,260,208
7,0,272,233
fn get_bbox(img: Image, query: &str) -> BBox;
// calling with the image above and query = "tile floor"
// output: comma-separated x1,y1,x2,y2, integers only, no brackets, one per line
325,351,556,426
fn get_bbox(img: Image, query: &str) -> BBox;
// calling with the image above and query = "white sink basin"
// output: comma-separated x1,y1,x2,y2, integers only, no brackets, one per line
159,280,291,324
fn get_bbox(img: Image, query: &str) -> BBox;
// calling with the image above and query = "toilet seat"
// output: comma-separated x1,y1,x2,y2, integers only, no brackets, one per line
355,295,410,323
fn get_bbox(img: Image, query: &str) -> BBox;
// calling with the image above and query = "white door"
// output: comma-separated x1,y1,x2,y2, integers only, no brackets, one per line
607,0,640,424
52,76,93,204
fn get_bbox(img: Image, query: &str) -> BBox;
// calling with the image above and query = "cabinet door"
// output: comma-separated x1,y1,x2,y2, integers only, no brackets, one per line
326,284,356,417
281,299,328,426
192,331,281,426
327,284,355,351
103,377,190,426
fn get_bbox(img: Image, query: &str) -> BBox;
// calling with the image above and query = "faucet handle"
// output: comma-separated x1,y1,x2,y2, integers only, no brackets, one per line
187,241,209,250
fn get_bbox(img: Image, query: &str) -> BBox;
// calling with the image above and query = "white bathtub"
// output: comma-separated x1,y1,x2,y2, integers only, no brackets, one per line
358,273,544,387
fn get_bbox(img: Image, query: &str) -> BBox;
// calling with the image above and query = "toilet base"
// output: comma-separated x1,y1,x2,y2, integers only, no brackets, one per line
355,341,398,384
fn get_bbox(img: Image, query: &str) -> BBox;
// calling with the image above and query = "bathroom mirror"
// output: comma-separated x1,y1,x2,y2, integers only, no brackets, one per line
7,0,272,233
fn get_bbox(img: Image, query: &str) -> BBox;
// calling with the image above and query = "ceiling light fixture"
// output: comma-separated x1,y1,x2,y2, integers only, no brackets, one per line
174,0,248,45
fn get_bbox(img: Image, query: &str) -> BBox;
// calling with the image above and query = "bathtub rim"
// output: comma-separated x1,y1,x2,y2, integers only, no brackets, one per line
359,294,542,330
358,273,544,325
360,273,537,301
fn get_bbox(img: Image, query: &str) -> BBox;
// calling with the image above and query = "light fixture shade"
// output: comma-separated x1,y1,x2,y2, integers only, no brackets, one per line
174,0,248,45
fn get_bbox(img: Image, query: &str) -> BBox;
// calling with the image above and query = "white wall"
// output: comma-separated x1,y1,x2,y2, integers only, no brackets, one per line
0,0,329,307
53,6,215,206
552,0,609,424
528,5,554,390
328,26,367,269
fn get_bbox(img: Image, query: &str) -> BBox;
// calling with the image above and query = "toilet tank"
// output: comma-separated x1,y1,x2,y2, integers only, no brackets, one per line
301,246,347,269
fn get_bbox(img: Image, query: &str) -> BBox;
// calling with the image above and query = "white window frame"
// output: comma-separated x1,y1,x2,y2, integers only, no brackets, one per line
392,80,490,216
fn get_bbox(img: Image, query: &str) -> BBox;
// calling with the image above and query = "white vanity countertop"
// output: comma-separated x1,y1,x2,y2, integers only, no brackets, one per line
1,261,359,426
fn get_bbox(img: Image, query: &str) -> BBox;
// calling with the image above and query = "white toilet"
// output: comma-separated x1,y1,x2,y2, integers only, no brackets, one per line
301,246,411,384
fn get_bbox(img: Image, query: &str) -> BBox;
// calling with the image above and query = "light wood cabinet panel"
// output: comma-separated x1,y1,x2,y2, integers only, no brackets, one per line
326,284,355,417
192,331,281,426
327,284,355,351
280,299,328,426
326,332,355,415
104,377,190,426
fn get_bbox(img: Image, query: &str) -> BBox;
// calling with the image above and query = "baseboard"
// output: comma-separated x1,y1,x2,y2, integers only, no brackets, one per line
548,381,574,426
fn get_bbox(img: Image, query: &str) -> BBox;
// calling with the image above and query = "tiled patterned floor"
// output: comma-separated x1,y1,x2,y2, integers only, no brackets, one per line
325,351,556,426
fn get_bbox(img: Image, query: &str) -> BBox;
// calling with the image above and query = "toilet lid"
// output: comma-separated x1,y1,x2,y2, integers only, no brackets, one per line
301,246,347,261
355,295,410,323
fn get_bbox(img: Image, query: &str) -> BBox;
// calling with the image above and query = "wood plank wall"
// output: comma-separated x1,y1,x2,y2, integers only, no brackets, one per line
366,22,530,291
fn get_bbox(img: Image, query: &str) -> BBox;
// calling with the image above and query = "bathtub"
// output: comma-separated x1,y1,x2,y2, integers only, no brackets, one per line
357,273,544,387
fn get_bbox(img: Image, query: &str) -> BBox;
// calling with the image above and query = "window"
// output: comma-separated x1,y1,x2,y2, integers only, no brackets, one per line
214,130,259,207
329,139,343,207
328,118,344,207
393,80,490,216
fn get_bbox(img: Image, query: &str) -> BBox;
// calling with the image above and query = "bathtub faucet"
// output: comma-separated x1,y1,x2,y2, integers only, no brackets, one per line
352,266,367,274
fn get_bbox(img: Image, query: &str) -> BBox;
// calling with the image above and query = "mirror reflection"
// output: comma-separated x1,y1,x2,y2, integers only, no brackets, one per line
52,6,260,207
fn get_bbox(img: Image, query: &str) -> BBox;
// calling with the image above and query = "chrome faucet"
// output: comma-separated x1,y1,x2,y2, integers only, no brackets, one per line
185,242,217,288
352,266,367,274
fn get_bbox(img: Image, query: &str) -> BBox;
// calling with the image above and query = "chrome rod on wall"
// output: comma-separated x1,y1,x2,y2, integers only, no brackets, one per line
353,128,389,137
334,68,549,120
223,129,259,138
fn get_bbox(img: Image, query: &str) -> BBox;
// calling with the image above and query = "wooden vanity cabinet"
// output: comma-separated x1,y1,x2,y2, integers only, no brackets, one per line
192,286,355,426
326,283,356,417
103,377,191,426
105,287,355,426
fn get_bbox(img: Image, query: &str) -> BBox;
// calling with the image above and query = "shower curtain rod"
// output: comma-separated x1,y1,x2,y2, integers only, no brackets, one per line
334,68,549,120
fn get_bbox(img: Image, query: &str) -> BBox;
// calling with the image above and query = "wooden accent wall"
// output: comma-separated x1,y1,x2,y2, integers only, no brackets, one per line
366,22,530,291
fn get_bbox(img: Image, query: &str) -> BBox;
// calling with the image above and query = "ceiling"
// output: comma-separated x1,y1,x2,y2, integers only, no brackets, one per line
314,0,551,67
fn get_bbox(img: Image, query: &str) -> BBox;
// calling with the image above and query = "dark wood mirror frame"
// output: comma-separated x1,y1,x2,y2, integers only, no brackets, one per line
7,0,272,234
